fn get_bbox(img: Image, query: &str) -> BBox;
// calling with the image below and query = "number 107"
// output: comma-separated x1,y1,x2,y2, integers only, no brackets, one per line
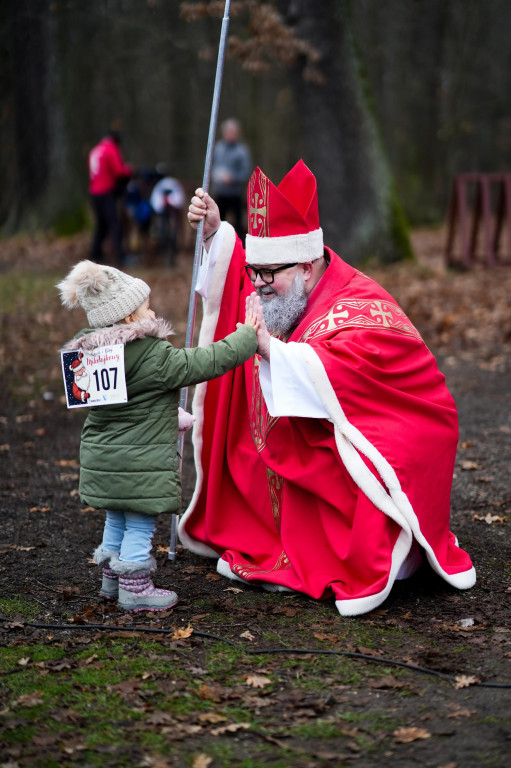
93,367,118,391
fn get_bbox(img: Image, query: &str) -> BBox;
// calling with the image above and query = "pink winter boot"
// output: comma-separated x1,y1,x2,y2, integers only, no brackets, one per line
118,571,178,612
100,565,119,600
111,556,178,612
93,546,119,600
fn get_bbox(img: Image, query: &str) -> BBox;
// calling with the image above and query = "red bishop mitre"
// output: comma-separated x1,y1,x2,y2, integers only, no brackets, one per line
245,160,324,265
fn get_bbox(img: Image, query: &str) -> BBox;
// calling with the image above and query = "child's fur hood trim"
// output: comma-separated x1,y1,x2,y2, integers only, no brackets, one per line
61,317,174,352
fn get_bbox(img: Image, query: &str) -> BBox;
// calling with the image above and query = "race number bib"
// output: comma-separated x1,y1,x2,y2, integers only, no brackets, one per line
61,344,128,408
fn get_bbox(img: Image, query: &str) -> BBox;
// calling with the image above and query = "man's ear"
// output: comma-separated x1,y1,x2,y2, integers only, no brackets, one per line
301,262,313,282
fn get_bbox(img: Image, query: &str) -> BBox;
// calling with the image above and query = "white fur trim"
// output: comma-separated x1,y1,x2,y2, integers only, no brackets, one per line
92,545,119,565
299,344,476,606
62,317,174,352
216,557,245,582
178,222,235,558
245,228,324,265
109,555,156,575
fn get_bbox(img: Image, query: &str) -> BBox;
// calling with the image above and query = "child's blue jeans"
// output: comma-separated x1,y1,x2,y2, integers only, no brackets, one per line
102,510,157,563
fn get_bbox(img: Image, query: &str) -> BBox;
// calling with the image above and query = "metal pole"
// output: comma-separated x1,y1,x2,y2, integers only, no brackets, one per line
169,0,232,561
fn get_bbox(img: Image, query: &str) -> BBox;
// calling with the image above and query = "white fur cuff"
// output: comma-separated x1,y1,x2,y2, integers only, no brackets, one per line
92,545,120,565
109,555,157,575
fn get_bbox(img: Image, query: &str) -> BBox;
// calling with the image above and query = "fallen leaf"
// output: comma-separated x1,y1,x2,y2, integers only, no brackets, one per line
224,587,243,594
205,573,221,581
197,683,224,702
211,722,251,736
240,630,255,641
472,513,508,524
459,460,480,470
62,742,87,755
354,645,379,656
0,444,10,451
171,624,193,640
446,708,476,719
160,723,202,739
314,632,339,642
146,711,174,726
17,657,31,666
12,692,44,707
454,675,480,689
192,756,213,768
245,675,272,689
394,726,431,743
369,675,406,690
198,712,228,724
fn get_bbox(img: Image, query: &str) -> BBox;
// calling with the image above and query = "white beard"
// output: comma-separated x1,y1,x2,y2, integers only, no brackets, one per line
257,272,308,336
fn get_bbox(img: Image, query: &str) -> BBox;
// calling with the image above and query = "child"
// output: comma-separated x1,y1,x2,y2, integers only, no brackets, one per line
58,260,261,612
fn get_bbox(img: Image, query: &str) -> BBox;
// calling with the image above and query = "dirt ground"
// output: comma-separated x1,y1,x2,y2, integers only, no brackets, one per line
1,229,510,766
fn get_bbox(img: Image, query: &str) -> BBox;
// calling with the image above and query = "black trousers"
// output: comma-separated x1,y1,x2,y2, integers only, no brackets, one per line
90,192,125,263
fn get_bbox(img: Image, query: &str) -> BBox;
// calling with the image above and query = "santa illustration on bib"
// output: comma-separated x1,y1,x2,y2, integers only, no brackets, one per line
70,354,90,403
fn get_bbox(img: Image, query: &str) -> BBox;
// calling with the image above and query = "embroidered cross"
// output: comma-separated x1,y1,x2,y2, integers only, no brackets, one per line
369,301,393,326
249,192,267,233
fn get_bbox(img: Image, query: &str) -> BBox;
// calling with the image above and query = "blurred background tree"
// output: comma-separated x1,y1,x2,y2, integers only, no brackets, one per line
1,0,510,264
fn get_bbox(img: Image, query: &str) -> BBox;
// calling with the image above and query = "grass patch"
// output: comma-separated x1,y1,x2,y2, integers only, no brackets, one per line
0,596,41,621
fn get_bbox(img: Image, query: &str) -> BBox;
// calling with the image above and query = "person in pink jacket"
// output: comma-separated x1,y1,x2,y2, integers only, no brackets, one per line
88,130,132,265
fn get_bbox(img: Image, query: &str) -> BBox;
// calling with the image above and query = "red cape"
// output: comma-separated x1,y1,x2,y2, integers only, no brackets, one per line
179,223,475,615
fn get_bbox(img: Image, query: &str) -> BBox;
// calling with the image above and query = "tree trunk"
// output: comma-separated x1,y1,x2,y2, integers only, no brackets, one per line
10,0,50,226
278,0,412,263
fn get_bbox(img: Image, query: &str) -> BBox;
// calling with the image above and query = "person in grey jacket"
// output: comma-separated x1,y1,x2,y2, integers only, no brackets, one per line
58,260,261,612
211,118,252,239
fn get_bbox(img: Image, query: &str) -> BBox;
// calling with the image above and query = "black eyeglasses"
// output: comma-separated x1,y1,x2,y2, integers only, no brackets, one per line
244,263,298,285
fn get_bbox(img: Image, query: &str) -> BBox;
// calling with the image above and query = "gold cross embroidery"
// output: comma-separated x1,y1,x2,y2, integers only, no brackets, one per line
369,301,393,326
249,192,267,234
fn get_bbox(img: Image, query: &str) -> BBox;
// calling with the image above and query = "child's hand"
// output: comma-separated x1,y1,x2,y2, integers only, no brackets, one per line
246,293,271,361
244,292,261,333
178,407,195,437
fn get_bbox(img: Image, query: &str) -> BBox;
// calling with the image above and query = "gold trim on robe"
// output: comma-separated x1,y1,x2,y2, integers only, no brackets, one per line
300,298,423,342
250,356,279,453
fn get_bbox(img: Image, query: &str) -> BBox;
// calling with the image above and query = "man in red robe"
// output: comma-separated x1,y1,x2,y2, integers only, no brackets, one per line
179,160,475,616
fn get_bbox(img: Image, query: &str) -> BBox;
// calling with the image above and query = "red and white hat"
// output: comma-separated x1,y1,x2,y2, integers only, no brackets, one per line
69,354,84,371
245,160,324,265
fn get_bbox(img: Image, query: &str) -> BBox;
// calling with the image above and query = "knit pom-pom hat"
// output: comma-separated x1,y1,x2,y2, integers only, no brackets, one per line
57,260,151,328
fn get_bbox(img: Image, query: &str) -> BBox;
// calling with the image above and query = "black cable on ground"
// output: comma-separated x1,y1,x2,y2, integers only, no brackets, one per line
1,615,509,689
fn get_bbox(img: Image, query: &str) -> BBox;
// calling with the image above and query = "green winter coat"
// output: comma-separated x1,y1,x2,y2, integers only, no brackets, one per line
63,317,257,515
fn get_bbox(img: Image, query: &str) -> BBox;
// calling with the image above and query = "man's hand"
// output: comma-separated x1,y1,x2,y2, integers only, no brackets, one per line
246,292,271,361
187,188,221,243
